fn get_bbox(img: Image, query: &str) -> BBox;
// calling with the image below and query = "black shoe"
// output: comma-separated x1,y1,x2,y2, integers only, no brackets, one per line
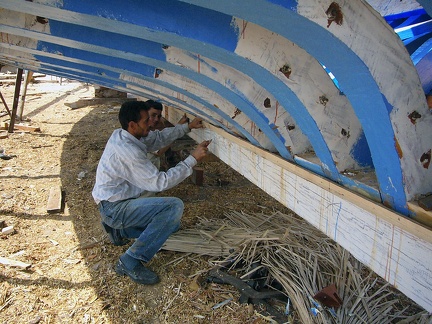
101,222,130,246
115,259,160,285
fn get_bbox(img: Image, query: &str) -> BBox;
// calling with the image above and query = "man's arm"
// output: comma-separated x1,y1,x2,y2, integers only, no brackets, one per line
129,139,212,193
142,117,204,151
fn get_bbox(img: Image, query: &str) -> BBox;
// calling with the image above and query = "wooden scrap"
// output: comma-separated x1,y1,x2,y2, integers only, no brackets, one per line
1,226,14,235
418,194,432,211
2,122,40,132
46,186,64,214
0,73,20,80
48,238,59,246
0,256,31,270
0,80,17,85
0,132,8,139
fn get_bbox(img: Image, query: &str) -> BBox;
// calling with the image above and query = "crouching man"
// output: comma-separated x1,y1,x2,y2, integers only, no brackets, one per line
92,100,211,284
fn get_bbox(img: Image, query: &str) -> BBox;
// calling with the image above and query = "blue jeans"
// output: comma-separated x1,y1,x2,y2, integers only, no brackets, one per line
98,197,183,262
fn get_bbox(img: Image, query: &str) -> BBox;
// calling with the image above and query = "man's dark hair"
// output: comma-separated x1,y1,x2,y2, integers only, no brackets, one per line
145,99,163,111
119,101,150,130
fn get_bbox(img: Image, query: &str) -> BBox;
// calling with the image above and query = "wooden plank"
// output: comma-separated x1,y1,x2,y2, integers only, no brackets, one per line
203,121,431,241
2,122,40,132
166,107,432,312
64,97,136,109
46,186,63,214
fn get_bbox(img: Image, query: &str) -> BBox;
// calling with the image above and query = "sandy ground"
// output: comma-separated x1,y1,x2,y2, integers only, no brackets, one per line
0,76,297,323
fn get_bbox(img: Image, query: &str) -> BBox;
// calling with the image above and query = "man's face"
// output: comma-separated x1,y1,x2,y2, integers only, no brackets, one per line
148,108,162,129
132,110,151,138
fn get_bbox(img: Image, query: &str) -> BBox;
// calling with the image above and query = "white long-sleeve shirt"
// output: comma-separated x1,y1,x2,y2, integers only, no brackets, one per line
92,123,196,204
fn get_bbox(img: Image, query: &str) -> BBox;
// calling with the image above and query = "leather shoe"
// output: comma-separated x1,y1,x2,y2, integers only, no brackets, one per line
101,222,130,246
115,259,160,285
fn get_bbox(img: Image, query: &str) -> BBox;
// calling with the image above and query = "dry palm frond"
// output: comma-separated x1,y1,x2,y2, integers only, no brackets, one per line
163,210,429,323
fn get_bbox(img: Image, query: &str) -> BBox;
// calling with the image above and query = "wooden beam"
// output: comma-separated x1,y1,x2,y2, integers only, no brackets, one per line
204,122,432,240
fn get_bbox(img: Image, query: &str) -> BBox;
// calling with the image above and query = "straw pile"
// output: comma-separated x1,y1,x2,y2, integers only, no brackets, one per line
163,210,430,323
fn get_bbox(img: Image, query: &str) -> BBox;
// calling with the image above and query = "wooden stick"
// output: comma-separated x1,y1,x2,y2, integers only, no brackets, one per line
0,256,31,269
0,90,11,118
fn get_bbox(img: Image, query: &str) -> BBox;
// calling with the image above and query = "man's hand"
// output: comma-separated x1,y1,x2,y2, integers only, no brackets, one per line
191,140,212,161
188,117,204,130
178,113,190,125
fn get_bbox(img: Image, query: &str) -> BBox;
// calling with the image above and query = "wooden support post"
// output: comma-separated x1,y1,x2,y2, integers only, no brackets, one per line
8,68,23,133
18,70,33,121
0,90,12,118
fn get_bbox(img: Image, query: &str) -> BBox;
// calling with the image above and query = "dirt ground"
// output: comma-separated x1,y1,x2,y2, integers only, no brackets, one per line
0,76,429,323
0,76,300,323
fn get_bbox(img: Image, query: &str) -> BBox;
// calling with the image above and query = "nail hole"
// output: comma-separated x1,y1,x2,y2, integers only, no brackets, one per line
155,69,163,78
420,149,431,169
408,111,422,124
319,95,329,106
231,108,241,119
36,16,48,24
279,64,292,78
341,128,350,138
326,2,343,28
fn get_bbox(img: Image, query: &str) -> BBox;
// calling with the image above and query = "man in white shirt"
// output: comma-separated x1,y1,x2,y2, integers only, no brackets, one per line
92,100,211,285
144,99,189,172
